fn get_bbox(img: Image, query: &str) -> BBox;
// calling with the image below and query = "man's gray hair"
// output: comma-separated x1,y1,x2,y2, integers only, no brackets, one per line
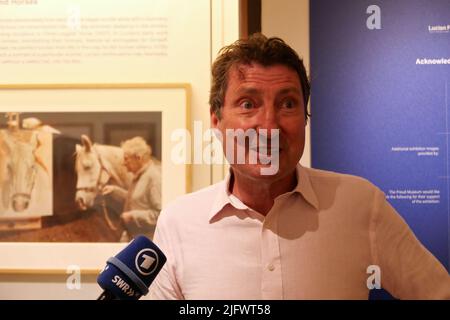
121,136,152,159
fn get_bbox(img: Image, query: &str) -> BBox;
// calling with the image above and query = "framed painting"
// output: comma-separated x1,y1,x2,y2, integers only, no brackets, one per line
0,83,191,274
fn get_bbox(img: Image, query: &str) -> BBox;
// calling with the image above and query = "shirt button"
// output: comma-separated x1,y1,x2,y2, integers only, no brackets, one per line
267,264,275,271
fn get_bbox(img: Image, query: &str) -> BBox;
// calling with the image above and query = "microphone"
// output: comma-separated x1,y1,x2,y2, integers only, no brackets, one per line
97,235,167,300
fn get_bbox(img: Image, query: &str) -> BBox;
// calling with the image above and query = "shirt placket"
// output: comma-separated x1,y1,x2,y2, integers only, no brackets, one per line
260,211,283,299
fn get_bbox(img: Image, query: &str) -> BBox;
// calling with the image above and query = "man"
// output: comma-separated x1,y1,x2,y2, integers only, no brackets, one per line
149,34,450,299
103,136,161,241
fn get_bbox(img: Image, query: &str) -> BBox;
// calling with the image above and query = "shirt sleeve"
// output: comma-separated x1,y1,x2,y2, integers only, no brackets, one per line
130,175,162,225
371,188,450,299
148,177,162,212
110,185,128,201
148,210,184,300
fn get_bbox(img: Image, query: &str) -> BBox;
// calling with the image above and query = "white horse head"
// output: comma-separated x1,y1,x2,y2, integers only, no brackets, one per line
75,134,131,210
0,136,9,210
0,130,48,212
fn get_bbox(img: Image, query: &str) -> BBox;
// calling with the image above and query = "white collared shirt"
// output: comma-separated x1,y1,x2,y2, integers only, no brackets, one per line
149,164,450,299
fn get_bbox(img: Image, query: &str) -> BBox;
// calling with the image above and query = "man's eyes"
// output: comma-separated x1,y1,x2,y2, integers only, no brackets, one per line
280,98,298,109
235,97,300,111
239,100,255,110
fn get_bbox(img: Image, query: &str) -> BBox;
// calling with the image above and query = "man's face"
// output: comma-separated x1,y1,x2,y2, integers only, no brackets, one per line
123,152,142,174
211,63,306,182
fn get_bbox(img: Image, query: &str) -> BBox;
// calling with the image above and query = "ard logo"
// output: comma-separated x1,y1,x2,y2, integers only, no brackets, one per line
366,5,382,30
135,248,159,276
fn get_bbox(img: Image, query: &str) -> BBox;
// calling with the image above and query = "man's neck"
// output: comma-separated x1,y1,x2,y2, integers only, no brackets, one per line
230,170,297,216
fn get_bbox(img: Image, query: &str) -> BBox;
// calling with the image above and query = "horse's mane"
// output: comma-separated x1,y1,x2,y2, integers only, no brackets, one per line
75,141,161,190
0,143,6,183
93,143,132,189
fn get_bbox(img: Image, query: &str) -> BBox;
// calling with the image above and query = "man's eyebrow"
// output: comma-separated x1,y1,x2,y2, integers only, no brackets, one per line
278,87,302,95
235,87,261,95
234,86,302,96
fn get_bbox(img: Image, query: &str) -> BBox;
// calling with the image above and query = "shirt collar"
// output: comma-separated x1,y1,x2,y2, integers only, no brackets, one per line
208,172,235,221
208,163,319,222
294,163,320,210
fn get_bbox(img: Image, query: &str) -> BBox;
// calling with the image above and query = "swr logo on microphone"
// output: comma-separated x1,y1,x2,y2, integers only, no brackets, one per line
135,248,159,276
112,275,136,297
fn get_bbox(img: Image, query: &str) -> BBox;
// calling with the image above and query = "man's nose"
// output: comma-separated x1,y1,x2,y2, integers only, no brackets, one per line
256,106,279,132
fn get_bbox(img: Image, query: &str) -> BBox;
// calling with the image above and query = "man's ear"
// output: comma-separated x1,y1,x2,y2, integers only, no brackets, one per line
211,110,220,129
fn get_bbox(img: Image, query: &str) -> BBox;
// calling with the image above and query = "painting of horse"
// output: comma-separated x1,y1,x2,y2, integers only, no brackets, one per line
0,134,126,242
0,129,52,217
74,134,133,211
0,111,162,242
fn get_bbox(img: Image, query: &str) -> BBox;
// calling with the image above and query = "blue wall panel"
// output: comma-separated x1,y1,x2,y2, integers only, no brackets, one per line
311,0,450,297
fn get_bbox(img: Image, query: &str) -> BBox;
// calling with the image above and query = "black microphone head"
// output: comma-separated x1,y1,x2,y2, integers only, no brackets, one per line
97,235,167,300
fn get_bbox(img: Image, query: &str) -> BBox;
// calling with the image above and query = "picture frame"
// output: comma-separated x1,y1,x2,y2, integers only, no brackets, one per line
0,83,191,275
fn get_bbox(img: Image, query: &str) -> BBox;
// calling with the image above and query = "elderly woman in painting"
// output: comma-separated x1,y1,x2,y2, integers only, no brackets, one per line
102,136,162,242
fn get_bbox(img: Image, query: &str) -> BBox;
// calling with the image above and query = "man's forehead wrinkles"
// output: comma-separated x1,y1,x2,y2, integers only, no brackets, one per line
232,68,298,85
235,86,300,96
236,70,293,82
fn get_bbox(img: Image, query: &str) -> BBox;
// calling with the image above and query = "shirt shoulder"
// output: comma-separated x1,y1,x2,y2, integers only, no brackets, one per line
304,166,381,194
300,166,385,212
141,161,161,179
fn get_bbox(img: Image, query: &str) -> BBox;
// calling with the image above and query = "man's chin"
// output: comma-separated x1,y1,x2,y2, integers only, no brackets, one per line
233,163,281,178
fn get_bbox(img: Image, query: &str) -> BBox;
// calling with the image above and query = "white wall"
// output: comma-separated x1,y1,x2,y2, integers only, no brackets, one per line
262,0,311,167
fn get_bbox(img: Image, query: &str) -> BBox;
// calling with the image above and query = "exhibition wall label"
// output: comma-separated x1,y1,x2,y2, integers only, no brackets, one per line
0,0,211,84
